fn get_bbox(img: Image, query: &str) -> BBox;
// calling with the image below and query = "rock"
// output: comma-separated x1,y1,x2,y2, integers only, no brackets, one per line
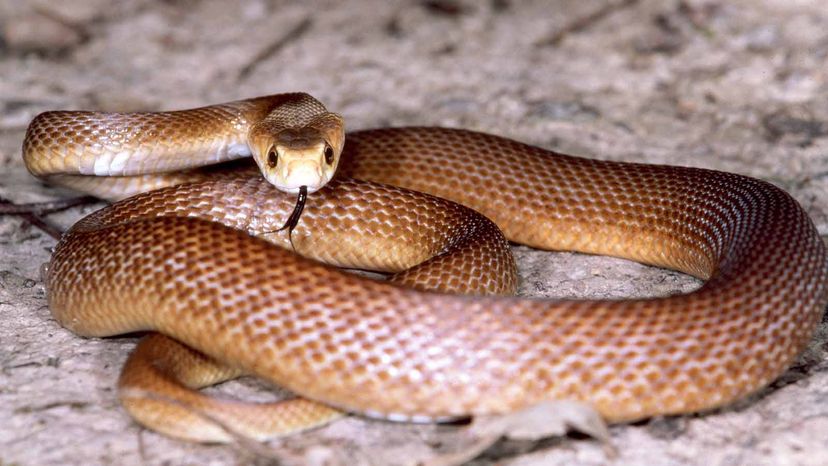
2,13,84,54
31,0,111,26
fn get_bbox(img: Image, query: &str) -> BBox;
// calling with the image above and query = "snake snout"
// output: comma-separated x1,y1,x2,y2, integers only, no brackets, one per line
277,158,325,193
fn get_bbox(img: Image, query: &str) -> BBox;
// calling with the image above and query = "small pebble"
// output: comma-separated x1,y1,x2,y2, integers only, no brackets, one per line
35,0,110,25
2,14,83,54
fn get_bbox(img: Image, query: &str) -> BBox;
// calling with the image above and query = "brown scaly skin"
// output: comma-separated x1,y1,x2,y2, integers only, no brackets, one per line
22,96,828,442
22,93,343,196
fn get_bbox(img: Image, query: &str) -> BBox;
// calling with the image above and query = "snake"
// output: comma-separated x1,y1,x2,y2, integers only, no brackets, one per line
21,93,828,443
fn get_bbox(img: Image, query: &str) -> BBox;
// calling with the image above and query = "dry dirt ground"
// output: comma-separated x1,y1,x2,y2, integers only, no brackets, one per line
1,0,827,465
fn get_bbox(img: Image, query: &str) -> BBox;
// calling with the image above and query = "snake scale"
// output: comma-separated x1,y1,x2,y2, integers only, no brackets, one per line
22,93,828,442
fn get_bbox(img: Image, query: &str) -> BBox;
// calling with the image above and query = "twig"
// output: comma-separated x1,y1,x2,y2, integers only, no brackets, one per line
5,209,63,240
0,195,97,240
237,17,313,82
0,195,97,214
535,0,639,47
420,0,467,17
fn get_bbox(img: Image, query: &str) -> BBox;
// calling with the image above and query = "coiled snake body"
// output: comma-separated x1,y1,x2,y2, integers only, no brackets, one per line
23,93,828,442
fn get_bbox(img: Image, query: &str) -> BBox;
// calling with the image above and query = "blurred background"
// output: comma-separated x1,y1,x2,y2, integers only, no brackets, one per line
1,1,826,465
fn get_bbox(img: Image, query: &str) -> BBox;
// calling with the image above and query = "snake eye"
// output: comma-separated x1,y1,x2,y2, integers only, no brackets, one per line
267,148,278,168
324,144,335,165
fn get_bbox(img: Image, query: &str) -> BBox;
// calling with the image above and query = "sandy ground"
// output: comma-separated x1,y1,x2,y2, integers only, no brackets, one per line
1,0,827,465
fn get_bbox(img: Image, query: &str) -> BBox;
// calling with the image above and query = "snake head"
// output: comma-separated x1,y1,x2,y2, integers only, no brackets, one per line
249,112,345,194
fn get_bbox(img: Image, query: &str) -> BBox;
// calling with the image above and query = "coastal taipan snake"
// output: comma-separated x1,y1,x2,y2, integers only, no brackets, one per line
20,93,828,442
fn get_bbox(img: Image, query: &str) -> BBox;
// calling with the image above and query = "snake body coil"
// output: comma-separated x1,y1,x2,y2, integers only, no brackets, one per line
23,94,828,441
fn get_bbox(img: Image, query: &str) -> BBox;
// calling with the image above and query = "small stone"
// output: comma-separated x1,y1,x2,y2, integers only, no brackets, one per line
2,14,84,54
33,0,111,26
743,25,779,52
529,100,600,121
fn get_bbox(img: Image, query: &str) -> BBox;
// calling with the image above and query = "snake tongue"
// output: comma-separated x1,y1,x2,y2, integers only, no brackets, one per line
278,185,308,235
